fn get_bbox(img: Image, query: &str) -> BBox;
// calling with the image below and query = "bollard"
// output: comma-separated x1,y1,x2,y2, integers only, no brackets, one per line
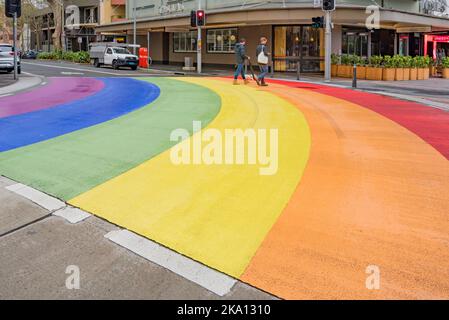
352,63,357,88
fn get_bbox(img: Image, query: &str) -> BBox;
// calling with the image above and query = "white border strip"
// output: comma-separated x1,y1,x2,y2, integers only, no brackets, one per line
53,206,91,224
6,183,65,212
105,229,237,296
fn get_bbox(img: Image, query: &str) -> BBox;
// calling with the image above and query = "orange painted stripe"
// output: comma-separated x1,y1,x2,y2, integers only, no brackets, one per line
239,81,449,299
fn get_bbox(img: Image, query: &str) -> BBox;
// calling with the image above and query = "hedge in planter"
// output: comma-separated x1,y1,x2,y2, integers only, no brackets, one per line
382,55,396,81
442,57,449,79
366,55,383,80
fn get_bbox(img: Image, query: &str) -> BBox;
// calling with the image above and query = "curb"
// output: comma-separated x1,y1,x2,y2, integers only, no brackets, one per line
0,74,44,96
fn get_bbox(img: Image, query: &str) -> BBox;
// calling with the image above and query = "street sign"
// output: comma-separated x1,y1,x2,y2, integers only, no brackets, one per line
5,0,21,18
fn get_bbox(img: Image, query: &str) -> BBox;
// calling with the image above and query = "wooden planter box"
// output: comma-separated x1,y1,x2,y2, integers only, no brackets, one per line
417,68,425,80
343,65,353,78
395,68,404,81
409,68,418,80
403,68,410,81
331,64,337,77
424,68,430,80
366,67,383,80
430,66,438,77
383,68,396,81
443,68,449,79
356,66,367,79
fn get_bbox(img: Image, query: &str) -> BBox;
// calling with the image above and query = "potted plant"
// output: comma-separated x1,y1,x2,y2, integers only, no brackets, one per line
356,56,367,80
366,55,383,80
423,55,431,80
393,55,405,81
416,56,425,80
331,53,339,77
442,57,449,79
337,54,352,78
382,55,396,81
410,56,418,80
402,56,412,81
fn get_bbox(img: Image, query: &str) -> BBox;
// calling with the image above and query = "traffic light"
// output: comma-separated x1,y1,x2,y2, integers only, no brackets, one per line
322,0,335,11
196,10,206,27
5,0,21,18
312,16,324,28
190,10,197,27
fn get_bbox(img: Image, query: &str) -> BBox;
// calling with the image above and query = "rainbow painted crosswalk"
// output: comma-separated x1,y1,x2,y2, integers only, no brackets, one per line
1,77,449,299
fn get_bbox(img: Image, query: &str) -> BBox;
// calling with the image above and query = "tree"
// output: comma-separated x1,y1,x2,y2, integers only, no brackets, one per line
46,0,63,50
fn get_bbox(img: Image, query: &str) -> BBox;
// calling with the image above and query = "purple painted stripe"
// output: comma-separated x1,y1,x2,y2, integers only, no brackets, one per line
0,77,105,118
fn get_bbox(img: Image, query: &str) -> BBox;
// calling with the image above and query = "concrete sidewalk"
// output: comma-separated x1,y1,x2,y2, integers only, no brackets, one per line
0,176,275,300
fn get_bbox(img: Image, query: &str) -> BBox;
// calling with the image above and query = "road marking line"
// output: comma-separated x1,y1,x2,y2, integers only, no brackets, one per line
61,72,85,75
53,206,91,224
105,229,237,296
5,183,65,212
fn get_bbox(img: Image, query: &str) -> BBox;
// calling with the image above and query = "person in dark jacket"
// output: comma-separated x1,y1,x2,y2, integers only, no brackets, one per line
256,37,270,86
234,38,249,85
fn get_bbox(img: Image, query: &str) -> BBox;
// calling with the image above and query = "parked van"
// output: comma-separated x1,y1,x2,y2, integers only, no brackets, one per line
89,43,139,70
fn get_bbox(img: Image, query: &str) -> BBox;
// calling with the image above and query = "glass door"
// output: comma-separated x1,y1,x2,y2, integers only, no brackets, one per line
274,26,323,72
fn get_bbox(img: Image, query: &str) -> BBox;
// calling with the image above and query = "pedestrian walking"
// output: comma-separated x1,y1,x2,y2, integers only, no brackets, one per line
234,38,249,85
256,37,270,86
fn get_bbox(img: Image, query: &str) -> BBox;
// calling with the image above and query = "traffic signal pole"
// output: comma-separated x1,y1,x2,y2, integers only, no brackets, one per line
197,0,202,74
13,11,18,80
324,10,331,82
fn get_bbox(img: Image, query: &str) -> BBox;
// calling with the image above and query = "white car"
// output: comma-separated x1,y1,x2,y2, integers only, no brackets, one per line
0,44,21,74
90,44,139,70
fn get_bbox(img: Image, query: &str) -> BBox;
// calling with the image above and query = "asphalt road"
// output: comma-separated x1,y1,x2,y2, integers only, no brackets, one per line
21,60,176,78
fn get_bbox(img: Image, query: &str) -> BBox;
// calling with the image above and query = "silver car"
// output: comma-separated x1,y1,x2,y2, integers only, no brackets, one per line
0,44,21,74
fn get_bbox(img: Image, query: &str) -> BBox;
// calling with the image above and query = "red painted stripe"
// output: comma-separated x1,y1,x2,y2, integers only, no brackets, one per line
269,79,449,160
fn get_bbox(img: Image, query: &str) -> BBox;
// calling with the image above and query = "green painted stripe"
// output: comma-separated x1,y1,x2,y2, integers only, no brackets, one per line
0,78,221,200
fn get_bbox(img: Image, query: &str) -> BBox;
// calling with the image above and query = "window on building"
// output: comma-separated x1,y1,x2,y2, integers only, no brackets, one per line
173,31,197,53
207,28,238,53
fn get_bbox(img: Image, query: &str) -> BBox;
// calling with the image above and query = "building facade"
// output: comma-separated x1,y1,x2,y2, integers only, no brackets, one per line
94,0,449,71
31,0,99,52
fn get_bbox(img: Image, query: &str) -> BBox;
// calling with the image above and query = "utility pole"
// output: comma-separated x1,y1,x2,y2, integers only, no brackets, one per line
197,0,202,74
13,11,18,80
133,0,137,55
324,10,332,82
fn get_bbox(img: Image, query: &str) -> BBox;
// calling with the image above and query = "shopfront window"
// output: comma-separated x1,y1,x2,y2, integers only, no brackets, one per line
399,34,409,56
206,28,238,53
342,28,368,57
273,26,324,72
173,31,197,53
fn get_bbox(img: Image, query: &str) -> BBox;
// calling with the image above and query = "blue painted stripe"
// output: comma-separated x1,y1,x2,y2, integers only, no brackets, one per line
0,78,160,152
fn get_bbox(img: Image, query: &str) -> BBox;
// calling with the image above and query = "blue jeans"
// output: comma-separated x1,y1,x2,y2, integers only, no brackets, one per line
258,65,269,80
234,63,246,80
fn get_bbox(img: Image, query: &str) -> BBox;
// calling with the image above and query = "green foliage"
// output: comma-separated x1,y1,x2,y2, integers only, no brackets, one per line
382,55,394,68
442,57,449,68
369,55,383,67
403,56,413,68
340,54,351,65
37,50,90,63
331,53,340,65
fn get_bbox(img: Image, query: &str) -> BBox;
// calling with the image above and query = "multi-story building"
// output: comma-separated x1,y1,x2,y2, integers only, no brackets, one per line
97,1,449,71
31,0,99,52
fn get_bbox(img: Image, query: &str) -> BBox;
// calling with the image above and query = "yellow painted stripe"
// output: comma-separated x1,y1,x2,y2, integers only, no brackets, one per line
69,77,310,277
